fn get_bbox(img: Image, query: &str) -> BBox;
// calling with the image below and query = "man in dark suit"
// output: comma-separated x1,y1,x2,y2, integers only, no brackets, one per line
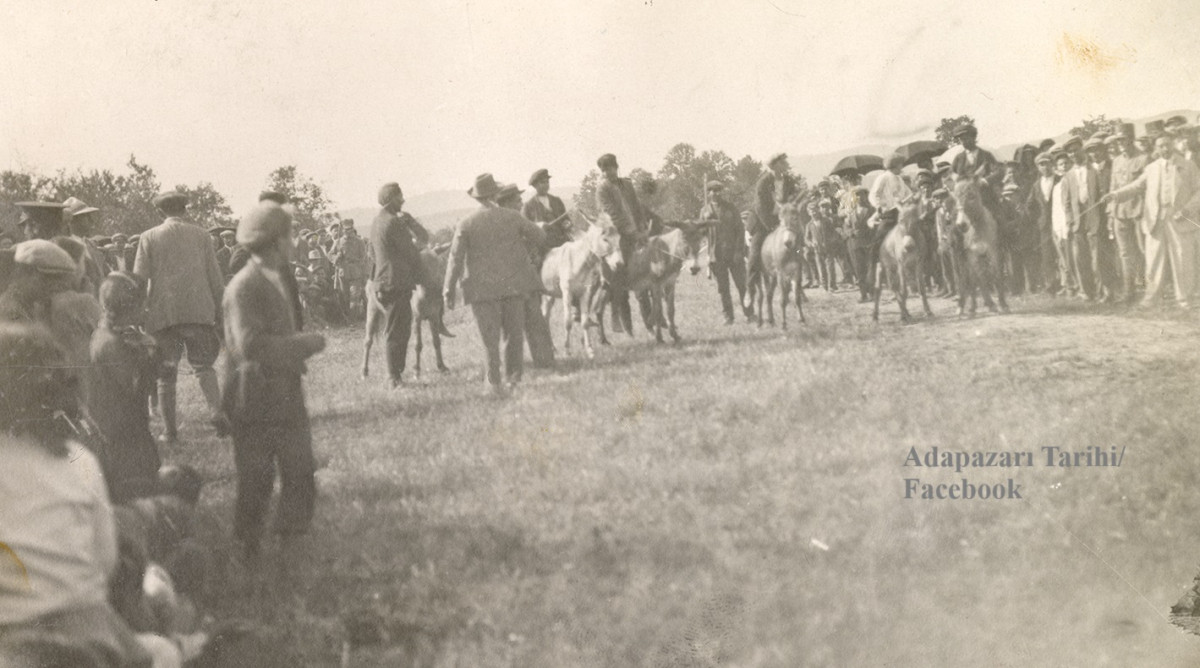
222,202,325,560
368,182,428,388
595,154,652,335
1060,136,1108,301
521,168,572,256
1025,152,1060,295
748,152,796,297
444,174,546,396
700,181,749,324
950,124,1004,191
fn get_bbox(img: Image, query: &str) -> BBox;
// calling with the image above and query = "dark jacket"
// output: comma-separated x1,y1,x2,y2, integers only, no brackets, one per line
221,259,316,424
596,177,648,237
229,244,304,330
753,171,796,233
699,197,745,264
369,209,428,297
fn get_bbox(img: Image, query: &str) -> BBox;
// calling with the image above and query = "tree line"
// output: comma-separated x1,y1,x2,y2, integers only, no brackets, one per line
0,157,339,238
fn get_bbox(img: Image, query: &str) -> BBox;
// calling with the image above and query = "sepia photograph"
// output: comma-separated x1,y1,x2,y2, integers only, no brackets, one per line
1,1,1200,666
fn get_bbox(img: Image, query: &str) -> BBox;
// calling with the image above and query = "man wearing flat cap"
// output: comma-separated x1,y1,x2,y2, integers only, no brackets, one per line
214,228,237,281
748,152,797,304
522,168,572,256
596,154,655,335
1107,132,1149,301
445,176,546,397
368,182,429,389
222,201,326,560
134,191,226,443
950,125,1005,216
61,197,108,294
1024,151,1061,295
699,181,749,324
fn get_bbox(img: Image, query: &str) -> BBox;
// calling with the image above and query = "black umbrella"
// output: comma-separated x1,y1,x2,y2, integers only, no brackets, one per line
894,140,948,167
832,154,885,177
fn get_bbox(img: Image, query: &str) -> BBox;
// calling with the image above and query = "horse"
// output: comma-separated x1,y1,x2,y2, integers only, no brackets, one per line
757,201,807,329
541,217,620,358
872,203,933,323
953,179,1009,316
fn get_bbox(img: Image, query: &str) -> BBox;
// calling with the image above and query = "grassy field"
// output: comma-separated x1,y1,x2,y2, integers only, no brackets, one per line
165,274,1200,667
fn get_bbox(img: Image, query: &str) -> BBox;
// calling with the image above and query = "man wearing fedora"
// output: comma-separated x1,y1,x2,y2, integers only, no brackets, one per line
496,182,555,368
368,182,429,389
134,191,226,443
522,168,572,255
445,174,546,396
61,197,108,294
222,201,326,561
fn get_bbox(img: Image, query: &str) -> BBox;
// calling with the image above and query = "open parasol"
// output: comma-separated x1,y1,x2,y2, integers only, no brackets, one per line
894,141,948,167
832,154,885,178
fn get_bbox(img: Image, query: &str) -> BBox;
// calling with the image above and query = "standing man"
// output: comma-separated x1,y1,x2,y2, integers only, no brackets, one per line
699,181,749,324
331,219,369,315
1105,131,1200,308
61,197,108,293
596,153,651,335
1060,136,1107,301
1025,151,1061,295
748,152,796,301
844,186,876,302
222,201,326,561
1051,150,1079,298
1107,133,1149,302
368,182,428,389
230,191,305,328
444,173,546,397
497,182,554,368
522,168,572,254
133,191,225,443
216,228,237,281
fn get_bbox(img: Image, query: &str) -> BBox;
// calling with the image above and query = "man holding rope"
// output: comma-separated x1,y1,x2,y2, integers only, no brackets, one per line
1104,131,1200,308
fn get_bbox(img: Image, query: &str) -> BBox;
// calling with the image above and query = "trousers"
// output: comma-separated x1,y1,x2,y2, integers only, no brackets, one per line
711,256,747,321
232,419,316,546
369,288,413,382
471,296,526,387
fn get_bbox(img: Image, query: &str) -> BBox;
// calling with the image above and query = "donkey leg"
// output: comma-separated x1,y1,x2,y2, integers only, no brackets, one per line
918,265,934,317
665,283,681,343
994,252,1011,313
872,265,884,322
412,316,424,377
652,287,666,344
765,277,777,327
780,280,789,331
432,325,448,372
794,277,806,324
898,270,911,323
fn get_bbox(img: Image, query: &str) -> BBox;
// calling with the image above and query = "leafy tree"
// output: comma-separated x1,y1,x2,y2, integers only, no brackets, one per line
174,182,235,229
935,115,975,145
1070,114,1123,139
573,170,601,219
265,165,336,230
46,155,162,235
727,155,763,212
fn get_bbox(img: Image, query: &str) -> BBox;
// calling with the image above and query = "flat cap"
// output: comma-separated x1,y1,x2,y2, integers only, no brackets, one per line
1061,135,1083,150
1034,152,1053,165
934,160,952,174
152,191,188,211
597,154,618,170
705,180,724,192
208,226,234,236
1104,134,1125,146
111,232,129,242
1165,115,1189,128
307,250,323,261
1084,136,1106,151
259,190,288,205
952,123,978,137
13,239,77,274
851,185,869,195
528,168,551,185
915,169,935,183
767,152,787,167
378,182,403,206
931,188,949,199
62,197,99,217
237,202,293,250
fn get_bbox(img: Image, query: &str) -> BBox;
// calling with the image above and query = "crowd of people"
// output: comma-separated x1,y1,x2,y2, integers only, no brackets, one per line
2,111,1197,666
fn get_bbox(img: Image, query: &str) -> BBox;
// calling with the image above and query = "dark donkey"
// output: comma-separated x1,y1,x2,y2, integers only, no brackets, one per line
953,179,1009,317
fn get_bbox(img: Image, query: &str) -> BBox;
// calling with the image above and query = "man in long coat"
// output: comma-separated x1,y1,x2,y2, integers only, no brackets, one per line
368,182,428,389
699,181,748,324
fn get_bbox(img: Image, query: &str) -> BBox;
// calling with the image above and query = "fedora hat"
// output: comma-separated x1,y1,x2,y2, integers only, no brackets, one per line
62,197,99,218
468,173,501,199
496,183,524,202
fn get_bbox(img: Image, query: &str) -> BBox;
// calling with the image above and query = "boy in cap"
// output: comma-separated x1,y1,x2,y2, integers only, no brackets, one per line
222,202,326,560
134,192,225,443
1025,151,1061,295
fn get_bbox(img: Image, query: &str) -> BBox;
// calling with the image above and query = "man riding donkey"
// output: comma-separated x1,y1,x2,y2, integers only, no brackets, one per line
745,153,798,315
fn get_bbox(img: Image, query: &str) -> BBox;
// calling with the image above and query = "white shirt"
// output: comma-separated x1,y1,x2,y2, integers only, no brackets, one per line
868,171,913,213
1039,175,1054,202
1073,165,1090,204
1051,180,1069,241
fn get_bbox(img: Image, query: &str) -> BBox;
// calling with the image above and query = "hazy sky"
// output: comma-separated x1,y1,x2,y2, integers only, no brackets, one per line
1,0,1196,213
